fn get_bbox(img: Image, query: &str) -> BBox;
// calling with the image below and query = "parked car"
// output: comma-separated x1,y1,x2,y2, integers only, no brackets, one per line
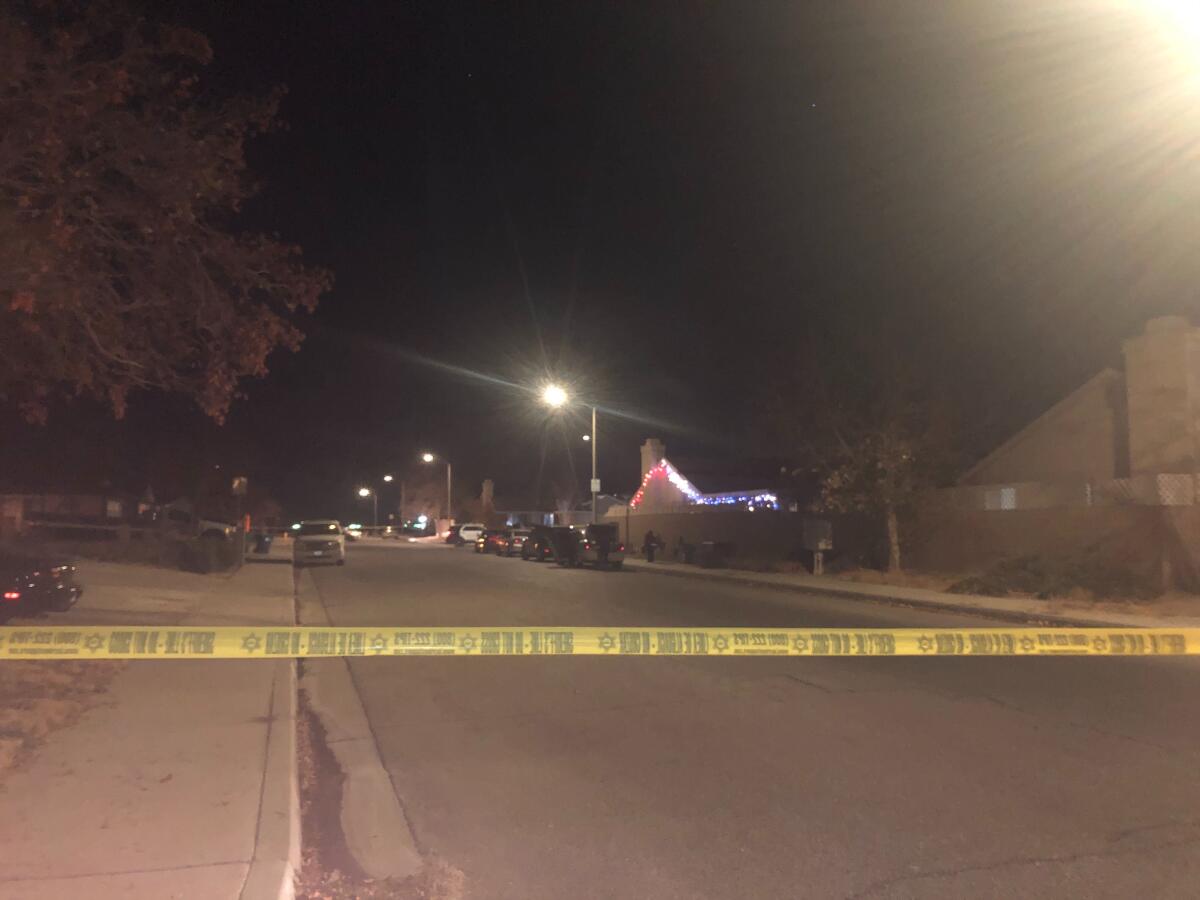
576,523,625,570
503,528,533,557
552,525,585,566
163,506,235,540
458,522,486,545
445,525,464,545
481,528,511,554
292,520,346,566
0,552,82,620
520,524,558,561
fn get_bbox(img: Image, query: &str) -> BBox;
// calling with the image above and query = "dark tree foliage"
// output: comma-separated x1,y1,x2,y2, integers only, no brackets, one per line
0,2,332,422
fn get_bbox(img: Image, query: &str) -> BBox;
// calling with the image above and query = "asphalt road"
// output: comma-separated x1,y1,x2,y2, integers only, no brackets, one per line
308,541,1200,900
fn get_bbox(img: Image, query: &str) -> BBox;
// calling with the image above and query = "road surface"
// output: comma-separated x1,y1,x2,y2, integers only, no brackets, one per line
307,541,1200,899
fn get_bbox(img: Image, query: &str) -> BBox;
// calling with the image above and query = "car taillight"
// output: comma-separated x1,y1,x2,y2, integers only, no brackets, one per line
3,591,20,601
583,542,592,549
617,543,625,552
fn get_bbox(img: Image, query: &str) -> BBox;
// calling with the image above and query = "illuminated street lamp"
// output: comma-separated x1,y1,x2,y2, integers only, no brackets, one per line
541,383,568,408
357,487,378,527
541,384,600,523
421,452,452,523
383,474,394,483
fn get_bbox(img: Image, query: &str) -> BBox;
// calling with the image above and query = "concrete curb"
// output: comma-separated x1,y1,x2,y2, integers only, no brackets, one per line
241,659,300,900
621,560,1191,629
297,571,423,880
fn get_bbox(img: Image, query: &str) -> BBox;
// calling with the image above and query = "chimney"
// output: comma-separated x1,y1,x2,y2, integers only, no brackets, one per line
640,438,665,477
1123,316,1200,475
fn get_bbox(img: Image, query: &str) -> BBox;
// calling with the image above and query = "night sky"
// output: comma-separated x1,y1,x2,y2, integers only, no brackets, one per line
6,0,1200,521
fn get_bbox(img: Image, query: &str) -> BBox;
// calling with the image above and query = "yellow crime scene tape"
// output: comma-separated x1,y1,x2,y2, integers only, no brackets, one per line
1,626,1198,659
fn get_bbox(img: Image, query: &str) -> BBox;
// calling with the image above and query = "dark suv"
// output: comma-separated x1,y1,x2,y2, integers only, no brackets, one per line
520,525,558,561
555,524,625,570
576,523,625,569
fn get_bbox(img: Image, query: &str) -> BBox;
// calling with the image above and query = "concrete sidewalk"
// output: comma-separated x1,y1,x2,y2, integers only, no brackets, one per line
0,561,298,900
623,558,1200,628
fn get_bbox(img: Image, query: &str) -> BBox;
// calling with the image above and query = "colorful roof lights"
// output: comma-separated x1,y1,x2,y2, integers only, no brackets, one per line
628,460,779,511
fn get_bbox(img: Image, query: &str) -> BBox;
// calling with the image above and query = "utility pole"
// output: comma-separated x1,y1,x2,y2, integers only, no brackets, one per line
591,405,598,524
447,461,453,524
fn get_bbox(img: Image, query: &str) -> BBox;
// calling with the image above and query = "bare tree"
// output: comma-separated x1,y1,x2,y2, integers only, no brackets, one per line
759,330,959,572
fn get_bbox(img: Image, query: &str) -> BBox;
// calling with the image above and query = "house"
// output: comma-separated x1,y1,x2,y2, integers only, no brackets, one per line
954,316,1200,508
909,316,1200,584
0,488,144,529
627,439,781,513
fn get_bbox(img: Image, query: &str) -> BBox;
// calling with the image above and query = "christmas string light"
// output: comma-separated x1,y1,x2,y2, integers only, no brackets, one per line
629,461,778,511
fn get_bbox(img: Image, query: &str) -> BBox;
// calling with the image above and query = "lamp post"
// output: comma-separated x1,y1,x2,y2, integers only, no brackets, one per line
382,474,401,525
541,384,599,524
421,452,452,524
357,486,378,528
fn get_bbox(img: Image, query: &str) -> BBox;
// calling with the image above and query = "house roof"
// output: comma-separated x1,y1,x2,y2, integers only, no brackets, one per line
668,456,788,494
958,367,1122,484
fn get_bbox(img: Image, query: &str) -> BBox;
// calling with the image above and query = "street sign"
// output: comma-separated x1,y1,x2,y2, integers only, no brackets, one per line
591,478,601,494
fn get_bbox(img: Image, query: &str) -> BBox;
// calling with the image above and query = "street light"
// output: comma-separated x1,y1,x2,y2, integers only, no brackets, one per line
421,452,452,524
357,487,378,527
383,474,394,483
541,383,568,408
541,385,599,523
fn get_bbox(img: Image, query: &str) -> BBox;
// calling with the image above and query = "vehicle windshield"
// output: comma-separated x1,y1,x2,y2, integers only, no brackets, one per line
298,523,339,536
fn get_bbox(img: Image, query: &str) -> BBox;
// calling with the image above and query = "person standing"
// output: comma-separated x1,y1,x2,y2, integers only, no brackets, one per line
643,529,659,563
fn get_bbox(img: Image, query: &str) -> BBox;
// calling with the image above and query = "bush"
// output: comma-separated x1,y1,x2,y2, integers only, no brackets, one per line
176,537,240,574
947,553,1158,600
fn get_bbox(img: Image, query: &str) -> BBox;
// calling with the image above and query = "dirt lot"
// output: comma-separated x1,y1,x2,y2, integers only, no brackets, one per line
0,660,124,778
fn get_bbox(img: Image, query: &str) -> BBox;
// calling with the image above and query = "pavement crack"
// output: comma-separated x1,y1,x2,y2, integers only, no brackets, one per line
777,673,836,694
1109,818,1200,843
847,829,1200,899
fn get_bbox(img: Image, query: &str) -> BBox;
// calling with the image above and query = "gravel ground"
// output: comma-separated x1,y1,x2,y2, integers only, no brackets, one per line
0,660,125,778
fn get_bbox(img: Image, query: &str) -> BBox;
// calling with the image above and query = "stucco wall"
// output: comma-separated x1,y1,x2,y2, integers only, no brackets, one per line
902,501,1200,588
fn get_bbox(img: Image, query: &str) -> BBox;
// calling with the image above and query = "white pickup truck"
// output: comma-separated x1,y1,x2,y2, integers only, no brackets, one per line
163,506,235,539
